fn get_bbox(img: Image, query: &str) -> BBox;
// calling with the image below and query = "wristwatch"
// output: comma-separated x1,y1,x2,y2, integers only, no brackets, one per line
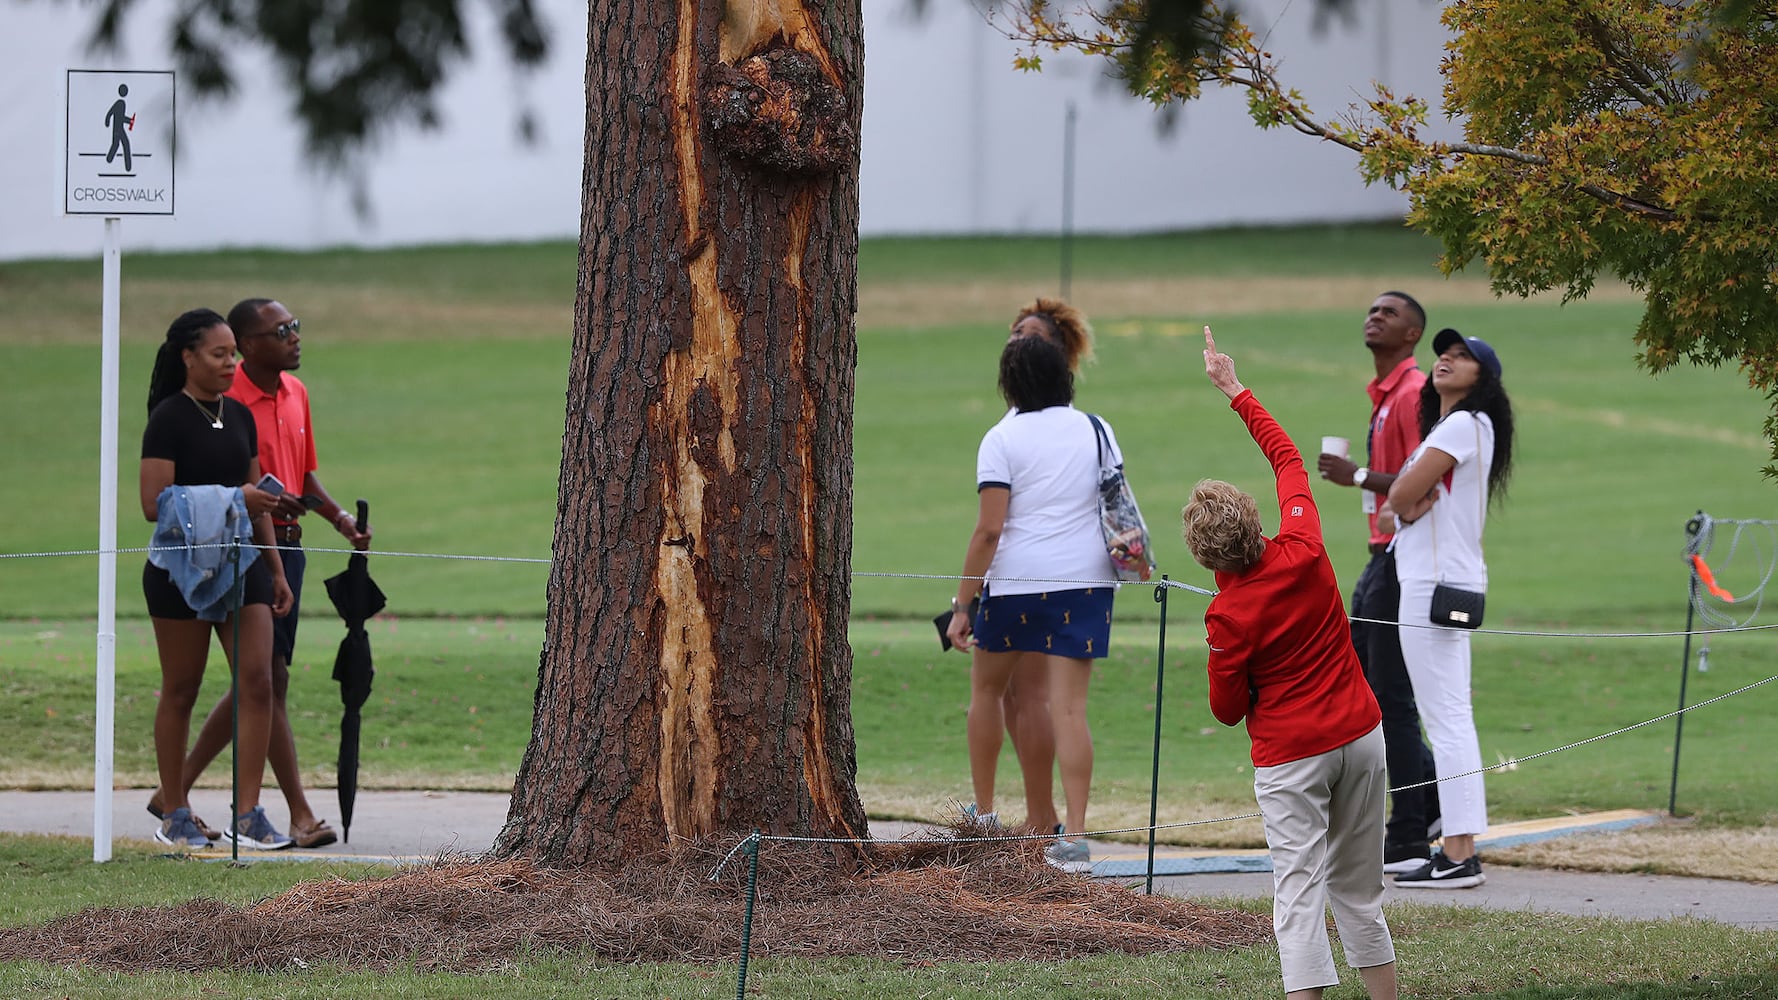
1352,467,1370,488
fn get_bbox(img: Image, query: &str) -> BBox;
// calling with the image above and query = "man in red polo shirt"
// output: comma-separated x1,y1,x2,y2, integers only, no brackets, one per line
152,298,371,849
1317,291,1441,873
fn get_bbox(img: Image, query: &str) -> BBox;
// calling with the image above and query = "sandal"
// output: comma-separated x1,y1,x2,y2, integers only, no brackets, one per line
147,800,221,842
289,819,338,849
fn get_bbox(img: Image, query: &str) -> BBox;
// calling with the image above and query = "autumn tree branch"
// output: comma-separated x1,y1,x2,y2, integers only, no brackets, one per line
1579,14,1672,107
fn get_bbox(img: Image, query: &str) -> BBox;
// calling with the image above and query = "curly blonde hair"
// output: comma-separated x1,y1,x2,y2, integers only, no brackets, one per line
1182,479,1266,573
1013,297,1095,372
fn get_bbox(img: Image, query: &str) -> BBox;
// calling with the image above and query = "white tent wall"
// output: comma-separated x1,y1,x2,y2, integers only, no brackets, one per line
0,0,1454,261
859,0,1454,234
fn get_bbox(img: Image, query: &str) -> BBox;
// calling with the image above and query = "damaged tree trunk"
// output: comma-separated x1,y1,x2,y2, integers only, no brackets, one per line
493,0,868,866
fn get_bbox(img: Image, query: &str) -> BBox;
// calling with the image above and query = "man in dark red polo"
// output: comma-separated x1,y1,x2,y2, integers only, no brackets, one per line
151,298,371,849
1317,291,1441,873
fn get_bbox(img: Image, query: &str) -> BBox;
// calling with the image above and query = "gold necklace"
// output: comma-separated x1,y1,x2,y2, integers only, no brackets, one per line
183,390,224,429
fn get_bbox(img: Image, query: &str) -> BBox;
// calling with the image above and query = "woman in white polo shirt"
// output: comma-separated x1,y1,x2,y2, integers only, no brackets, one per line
982,297,1097,840
947,333,1124,872
1385,328,1516,889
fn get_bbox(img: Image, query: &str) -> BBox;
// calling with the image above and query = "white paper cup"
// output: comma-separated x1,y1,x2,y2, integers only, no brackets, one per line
1320,435,1350,458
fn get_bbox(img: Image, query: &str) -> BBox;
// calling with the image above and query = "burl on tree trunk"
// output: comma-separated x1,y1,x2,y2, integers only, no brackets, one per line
493,0,869,867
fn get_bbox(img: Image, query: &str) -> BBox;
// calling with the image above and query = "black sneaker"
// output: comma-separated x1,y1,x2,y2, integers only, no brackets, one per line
1394,850,1484,888
1383,841,1432,875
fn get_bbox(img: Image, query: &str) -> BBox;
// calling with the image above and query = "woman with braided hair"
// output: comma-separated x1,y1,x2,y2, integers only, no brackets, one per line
139,308,294,850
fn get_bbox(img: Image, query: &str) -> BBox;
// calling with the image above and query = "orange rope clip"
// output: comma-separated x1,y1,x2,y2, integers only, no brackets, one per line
1690,554,1735,602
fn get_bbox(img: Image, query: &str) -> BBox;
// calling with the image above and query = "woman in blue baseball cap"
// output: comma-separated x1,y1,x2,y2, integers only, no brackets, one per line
1383,327,1515,890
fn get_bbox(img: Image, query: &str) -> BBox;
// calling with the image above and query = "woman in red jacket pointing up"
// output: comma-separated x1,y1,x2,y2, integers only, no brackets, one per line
1183,326,1397,1000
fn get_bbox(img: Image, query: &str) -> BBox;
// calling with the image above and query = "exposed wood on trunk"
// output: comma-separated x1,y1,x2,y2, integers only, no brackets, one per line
494,0,867,868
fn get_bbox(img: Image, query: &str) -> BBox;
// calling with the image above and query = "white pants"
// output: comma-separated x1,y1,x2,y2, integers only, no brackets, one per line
1397,576,1489,838
1253,724,1395,993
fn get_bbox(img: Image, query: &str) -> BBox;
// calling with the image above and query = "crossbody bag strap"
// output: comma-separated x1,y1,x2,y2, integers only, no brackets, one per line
1431,415,1487,580
1085,412,1114,473
1475,417,1485,550
1430,480,1439,582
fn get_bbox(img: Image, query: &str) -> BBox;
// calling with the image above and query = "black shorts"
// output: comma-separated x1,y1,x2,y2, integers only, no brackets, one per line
142,557,273,619
272,546,305,662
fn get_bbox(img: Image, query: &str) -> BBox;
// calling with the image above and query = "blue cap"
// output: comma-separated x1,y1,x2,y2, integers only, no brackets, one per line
1432,328,1502,379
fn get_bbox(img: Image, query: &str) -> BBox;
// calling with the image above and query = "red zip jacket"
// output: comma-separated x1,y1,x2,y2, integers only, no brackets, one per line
1204,390,1381,767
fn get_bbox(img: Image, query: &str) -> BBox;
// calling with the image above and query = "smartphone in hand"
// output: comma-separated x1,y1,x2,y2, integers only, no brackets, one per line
256,473,285,496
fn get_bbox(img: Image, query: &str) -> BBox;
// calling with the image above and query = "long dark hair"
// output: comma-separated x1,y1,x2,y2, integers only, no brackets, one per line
1419,367,1515,504
147,309,226,416
998,333,1073,412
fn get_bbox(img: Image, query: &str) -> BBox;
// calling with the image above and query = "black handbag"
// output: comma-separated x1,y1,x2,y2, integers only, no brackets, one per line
1428,417,1486,630
1430,583,1485,629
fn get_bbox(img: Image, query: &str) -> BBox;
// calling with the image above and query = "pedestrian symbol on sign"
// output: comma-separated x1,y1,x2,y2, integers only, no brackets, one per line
104,84,135,173
80,80,155,179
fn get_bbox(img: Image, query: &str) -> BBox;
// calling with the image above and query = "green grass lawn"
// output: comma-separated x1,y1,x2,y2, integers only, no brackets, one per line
2,228,1775,833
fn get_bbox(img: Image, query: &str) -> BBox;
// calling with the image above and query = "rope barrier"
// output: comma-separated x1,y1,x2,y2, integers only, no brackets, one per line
1346,615,1778,638
10,543,1777,640
0,543,550,565
709,667,1778,880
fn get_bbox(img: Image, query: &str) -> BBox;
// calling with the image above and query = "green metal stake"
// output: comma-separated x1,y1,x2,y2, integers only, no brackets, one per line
1670,512,1705,817
1145,576,1170,895
229,540,242,864
734,831,761,1000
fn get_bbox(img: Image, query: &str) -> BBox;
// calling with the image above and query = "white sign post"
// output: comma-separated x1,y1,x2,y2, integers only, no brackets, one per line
66,69,176,862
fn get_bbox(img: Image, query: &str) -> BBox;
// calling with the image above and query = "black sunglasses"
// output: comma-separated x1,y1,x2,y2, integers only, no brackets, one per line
255,318,301,341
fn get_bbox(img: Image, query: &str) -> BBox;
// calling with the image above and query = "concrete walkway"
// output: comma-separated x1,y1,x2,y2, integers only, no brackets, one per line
5,789,1774,931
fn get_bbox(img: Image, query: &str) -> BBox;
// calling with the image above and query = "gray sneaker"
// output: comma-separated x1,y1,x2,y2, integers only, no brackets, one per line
224,805,294,850
1044,837,1092,874
959,803,1000,831
153,806,212,849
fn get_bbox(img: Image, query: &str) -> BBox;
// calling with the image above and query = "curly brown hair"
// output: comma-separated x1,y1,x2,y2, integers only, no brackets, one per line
1182,479,1266,573
1013,297,1095,372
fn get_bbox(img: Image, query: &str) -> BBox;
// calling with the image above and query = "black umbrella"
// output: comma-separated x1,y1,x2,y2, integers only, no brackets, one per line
324,499,384,844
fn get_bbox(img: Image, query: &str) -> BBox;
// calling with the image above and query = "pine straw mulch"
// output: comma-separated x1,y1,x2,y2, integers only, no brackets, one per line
0,834,1271,973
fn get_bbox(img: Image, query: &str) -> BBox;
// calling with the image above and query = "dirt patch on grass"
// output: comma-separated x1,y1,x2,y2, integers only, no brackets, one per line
5,272,1644,345
856,274,1643,331
863,786,1268,850
1490,820,1778,883
0,838,1270,972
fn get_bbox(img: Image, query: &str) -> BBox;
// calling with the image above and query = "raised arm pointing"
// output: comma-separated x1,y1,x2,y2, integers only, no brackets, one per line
1203,325,1247,400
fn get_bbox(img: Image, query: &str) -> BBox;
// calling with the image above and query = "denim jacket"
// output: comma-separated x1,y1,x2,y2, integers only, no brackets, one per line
148,484,259,622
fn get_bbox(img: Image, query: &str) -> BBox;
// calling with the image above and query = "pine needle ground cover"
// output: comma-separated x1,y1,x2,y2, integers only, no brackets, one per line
0,834,1772,1000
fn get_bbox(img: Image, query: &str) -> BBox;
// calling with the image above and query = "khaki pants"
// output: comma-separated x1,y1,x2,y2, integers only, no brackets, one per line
1253,724,1395,993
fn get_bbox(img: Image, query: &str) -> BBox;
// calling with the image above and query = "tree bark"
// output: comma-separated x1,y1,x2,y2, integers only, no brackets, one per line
492,0,868,867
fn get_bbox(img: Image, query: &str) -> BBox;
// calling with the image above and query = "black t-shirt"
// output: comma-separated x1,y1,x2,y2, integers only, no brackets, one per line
141,393,259,486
